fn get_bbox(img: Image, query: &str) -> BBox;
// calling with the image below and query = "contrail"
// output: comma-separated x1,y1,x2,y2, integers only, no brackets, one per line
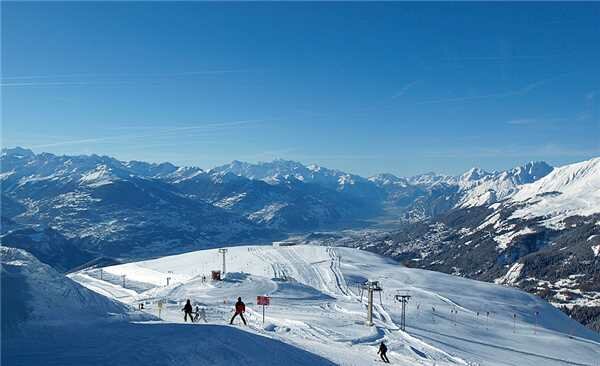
416,74,567,105
0,81,136,87
1,69,252,80
30,120,264,148
1,69,256,87
391,80,421,99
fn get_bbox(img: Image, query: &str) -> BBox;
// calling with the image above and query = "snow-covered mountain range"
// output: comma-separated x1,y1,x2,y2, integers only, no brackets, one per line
1,148,278,264
2,147,598,263
299,158,600,331
210,157,559,222
2,147,599,331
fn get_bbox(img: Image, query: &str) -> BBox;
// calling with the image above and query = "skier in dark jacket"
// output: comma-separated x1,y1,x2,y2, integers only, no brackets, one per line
182,299,194,322
378,341,390,363
229,297,247,325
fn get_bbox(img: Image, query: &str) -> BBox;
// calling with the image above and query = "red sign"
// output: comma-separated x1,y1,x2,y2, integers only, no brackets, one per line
257,296,270,306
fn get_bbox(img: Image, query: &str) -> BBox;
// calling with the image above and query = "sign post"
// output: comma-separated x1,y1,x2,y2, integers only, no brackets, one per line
257,296,270,324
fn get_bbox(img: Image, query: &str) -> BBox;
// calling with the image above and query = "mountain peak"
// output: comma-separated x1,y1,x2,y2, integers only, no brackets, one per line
460,167,489,182
510,156,600,227
1,146,35,159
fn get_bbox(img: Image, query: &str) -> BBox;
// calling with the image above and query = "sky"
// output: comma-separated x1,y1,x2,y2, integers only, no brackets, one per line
2,2,599,177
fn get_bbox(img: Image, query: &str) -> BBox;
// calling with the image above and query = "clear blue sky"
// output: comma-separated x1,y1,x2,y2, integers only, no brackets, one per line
2,2,599,176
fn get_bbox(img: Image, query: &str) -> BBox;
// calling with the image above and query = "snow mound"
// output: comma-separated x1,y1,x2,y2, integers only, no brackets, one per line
1,247,128,332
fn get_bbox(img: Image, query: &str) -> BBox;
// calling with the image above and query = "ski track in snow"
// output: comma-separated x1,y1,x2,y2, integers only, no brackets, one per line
69,245,600,366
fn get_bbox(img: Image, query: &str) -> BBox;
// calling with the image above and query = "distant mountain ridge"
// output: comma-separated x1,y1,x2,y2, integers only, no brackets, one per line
2,147,597,272
1,147,586,238
210,156,557,221
1,148,276,266
298,157,600,331
2,146,599,331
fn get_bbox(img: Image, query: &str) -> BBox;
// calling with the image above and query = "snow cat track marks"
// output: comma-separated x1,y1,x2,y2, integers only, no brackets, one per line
372,302,400,331
394,326,468,365
248,247,280,279
408,325,596,366
278,247,332,294
417,287,473,315
326,247,350,296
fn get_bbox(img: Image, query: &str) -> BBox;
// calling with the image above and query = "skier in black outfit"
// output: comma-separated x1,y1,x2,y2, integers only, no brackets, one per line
378,341,390,363
182,299,194,322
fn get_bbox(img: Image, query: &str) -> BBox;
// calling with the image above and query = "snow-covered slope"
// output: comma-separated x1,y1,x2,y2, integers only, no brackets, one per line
1,247,334,366
511,158,600,228
71,245,600,366
1,247,128,332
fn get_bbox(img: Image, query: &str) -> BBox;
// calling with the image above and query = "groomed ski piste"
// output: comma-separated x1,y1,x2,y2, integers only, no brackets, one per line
67,244,600,366
1,246,334,366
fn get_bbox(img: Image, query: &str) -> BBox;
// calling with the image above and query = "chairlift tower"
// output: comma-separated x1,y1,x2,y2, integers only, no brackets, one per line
394,292,411,331
360,280,383,326
218,248,228,275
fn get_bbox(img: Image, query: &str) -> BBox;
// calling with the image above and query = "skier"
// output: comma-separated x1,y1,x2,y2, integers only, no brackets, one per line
229,297,247,325
194,306,208,323
182,299,194,322
378,341,390,363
